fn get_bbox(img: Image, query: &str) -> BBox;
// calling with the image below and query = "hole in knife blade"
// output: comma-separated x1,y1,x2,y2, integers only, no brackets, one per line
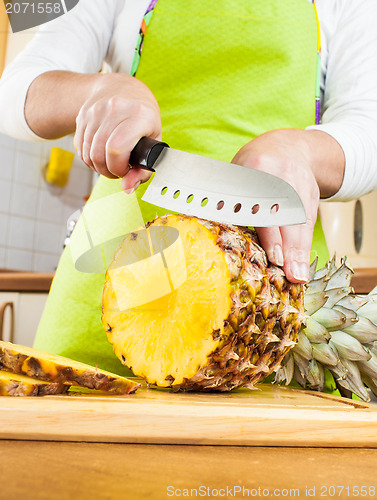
173,190,180,199
161,187,168,195
251,204,260,214
186,194,194,204
201,198,208,207
217,201,224,210
270,203,279,214
233,203,242,213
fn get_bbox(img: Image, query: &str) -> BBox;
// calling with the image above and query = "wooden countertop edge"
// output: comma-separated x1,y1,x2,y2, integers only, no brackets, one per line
351,268,377,294
0,273,54,292
0,267,375,293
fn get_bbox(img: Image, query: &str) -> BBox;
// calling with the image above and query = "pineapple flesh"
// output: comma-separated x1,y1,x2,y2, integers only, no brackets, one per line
102,215,305,391
0,341,140,395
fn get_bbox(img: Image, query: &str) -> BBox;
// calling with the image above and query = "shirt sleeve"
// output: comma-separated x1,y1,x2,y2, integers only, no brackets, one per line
0,0,123,141
307,0,377,202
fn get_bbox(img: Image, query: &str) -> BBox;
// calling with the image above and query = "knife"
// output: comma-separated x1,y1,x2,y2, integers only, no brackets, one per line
129,137,306,227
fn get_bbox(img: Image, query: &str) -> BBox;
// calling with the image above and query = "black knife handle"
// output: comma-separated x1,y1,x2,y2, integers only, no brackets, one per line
129,137,169,171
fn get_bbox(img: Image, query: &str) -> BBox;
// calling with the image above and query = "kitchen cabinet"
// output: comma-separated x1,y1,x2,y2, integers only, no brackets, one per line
0,272,53,346
0,291,48,346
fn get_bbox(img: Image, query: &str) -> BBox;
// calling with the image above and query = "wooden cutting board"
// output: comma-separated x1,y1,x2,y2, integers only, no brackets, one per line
1,383,377,447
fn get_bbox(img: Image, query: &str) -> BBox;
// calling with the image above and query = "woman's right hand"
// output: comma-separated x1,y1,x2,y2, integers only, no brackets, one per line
74,73,162,193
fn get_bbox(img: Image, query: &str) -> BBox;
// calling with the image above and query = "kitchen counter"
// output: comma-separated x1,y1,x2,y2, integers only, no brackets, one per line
351,268,377,294
2,441,377,500
0,271,54,292
0,266,375,293
2,384,377,499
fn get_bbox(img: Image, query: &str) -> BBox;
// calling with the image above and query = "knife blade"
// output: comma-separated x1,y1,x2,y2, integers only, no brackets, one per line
129,137,306,227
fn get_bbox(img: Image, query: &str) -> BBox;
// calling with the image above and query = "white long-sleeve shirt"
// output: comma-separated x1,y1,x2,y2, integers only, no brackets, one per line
1,0,377,202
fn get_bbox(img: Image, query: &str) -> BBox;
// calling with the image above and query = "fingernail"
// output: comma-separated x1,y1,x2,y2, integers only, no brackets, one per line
274,245,284,266
125,181,141,195
291,262,309,282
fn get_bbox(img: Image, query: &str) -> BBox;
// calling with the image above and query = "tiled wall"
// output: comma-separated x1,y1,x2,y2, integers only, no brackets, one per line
0,132,93,272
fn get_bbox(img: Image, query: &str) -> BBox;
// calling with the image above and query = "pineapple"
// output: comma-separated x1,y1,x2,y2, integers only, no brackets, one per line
102,214,377,401
0,370,69,396
102,214,305,391
0,341,140,395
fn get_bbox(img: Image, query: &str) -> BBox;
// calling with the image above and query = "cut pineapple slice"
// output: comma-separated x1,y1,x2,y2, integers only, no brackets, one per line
0,341,140,394
0,370,68,397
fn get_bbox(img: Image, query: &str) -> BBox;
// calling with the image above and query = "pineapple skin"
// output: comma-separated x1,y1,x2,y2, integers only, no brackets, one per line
172,219,305,391
0,341,140,394
103,215,306,392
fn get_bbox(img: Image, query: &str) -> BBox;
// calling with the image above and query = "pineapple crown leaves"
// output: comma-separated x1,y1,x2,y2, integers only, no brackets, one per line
275,256,377,402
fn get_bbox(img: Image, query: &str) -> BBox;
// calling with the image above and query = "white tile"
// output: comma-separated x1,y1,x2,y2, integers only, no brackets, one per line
17,140,44,156
61,195,85,224
6,248,34,271
0,180,12,213
57,135,76,154
65,164,92,198
0,147,15,181
39,142,50,163
14,151,42,187
0,214,9,246
8,216,35,250
0,246,5,268
33,252,60,273
72,155,88,170
37,187,64,223
11,184,39,218
0,133,16,150
35,220,65,254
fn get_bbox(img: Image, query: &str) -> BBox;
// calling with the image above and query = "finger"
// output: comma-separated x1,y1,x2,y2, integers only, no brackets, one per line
75,109,103,171
106,117,160,178
280,221,315,283
81,110,119,175
82,124,118,179
255,227,284,267
89,103,143,176
81,124,96,169
122,167,153,194
88,123,123,179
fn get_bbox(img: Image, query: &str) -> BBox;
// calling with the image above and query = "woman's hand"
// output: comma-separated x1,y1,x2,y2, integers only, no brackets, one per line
74,73,161,193
25,71,161,194
232,129,344,283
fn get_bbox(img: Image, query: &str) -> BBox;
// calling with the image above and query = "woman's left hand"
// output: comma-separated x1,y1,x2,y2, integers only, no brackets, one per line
232,129,344,283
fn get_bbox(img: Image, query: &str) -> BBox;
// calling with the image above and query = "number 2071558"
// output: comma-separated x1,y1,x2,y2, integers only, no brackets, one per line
320,485,375,497
5,3,62,15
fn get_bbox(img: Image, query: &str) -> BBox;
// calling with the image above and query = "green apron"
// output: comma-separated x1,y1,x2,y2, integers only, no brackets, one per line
34,0,329,376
